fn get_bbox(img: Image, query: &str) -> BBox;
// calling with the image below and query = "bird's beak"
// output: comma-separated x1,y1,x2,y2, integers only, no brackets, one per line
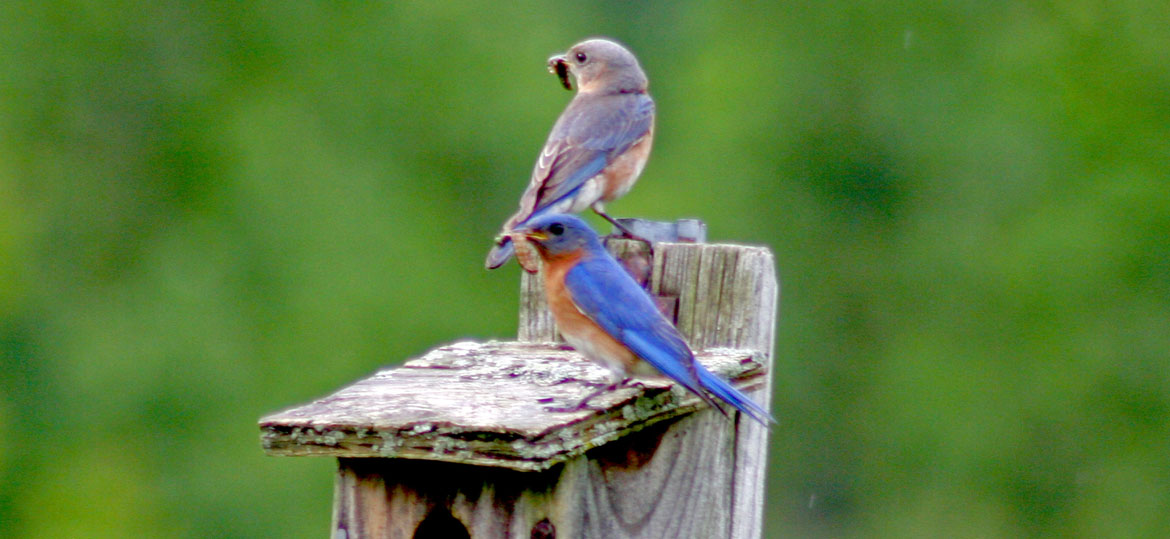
548,54,572,90
510,228,547,243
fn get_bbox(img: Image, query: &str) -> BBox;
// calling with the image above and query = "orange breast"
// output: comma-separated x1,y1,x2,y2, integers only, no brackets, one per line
542,254,640,376
601,131,653,202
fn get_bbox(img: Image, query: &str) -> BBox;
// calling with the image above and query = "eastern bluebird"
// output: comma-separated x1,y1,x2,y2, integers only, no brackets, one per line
511,214,775,425
486,38,655,270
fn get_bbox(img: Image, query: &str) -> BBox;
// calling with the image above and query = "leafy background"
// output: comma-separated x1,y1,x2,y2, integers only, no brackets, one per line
2,1,1167,536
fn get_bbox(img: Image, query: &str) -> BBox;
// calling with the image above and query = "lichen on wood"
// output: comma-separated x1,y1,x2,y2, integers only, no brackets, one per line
259,340,768,472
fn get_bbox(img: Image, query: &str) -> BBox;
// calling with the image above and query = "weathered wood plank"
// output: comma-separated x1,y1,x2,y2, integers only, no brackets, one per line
724,246,778,539
550,411,737,538
649,243,779,539
330,410,746,539
260,341,769,471
518,272,555,342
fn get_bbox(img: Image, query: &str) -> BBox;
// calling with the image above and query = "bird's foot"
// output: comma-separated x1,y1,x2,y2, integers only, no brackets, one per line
550,377,609,388
595,210,654,245
543,380,624,413
617,378,646,390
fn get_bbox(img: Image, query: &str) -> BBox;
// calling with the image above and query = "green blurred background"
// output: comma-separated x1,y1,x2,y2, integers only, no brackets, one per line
2,1,1167,537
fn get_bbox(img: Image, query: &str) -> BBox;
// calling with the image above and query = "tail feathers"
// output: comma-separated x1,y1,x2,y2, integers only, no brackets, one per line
697,368,776,425
485,237,515,269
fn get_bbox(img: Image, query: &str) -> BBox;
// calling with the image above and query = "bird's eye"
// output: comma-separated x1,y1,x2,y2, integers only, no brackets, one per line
548,223,565,236
575,52,587,63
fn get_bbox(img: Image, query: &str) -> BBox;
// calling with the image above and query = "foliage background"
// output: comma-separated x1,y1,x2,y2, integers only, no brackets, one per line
2,1,1167,536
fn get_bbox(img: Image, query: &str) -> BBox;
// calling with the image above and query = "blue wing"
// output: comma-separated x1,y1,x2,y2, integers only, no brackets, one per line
526,93,654,219
562,255,723,409
489,93,654,269
564,256,697,373
564,253,775,424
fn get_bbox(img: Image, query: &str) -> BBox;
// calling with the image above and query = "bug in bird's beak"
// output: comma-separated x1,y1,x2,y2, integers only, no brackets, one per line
548,56,572,90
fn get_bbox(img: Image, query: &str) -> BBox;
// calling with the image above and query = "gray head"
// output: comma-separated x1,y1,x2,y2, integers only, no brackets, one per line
548,38,648,94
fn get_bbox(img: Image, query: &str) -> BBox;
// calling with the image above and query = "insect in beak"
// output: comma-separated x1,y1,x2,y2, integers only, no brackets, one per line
548,56,572,91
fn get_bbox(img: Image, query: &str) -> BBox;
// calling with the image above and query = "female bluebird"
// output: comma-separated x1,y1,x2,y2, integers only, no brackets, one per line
486,38,656,270
512,214,775,425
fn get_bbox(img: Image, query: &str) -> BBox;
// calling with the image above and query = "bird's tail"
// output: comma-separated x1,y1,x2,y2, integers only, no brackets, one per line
697,368,775,425
485,237,515,269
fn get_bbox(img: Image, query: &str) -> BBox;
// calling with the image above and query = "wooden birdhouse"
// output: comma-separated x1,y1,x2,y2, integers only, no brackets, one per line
260,221,779,538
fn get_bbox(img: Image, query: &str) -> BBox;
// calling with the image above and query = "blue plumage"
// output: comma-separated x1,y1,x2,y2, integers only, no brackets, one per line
516,213,775,425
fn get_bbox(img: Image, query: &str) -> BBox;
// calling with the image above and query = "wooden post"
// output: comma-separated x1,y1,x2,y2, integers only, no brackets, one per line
260,226,779,538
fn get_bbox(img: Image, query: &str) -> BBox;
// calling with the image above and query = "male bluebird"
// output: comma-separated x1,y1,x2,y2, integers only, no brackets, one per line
512,214,775,425
486,38,655,270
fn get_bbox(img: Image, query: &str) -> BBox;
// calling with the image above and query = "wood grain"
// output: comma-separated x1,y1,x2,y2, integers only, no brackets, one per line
260,341,768,472
329,411,749,538
260,236,780,538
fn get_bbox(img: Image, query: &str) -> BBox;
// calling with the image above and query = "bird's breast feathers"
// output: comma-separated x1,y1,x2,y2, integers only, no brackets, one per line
543,253,640,375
